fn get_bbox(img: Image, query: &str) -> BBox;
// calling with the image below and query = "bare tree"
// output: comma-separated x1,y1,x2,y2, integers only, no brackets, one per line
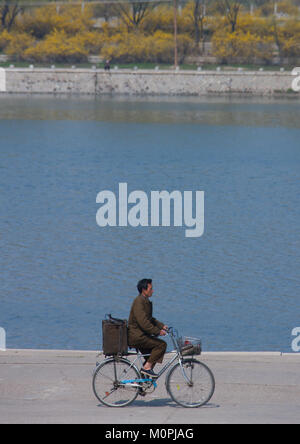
114,2,151,30
0,0,24,31
193,0,207,52
216,0,242,33
271,14,284,64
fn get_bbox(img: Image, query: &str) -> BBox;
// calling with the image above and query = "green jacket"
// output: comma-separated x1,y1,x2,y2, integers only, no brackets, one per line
128,294,164,345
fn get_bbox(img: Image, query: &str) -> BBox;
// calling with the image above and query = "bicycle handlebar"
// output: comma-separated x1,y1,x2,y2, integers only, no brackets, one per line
164,326,176,336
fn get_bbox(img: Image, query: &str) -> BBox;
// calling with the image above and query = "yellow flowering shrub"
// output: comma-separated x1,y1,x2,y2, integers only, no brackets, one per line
19,5,94,39
237,14,270,38
24,30,88,63
101,30,192,63
1,3,299,65
73,31,104,53
212,30,274,64
277,19,300,57
0,31,35,61
142,6,174,34
0,30,11,51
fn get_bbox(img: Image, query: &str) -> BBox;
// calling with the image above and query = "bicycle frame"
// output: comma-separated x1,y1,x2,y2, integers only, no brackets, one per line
114,327,193,386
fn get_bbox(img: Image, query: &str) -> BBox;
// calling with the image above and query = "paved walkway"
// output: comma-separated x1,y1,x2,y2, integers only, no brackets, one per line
0,350,299,424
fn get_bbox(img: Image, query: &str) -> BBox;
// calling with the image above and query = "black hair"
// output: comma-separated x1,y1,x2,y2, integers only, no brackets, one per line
137,279,152,294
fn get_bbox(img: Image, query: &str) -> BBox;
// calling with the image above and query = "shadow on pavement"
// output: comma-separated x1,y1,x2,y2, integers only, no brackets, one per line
97,399,220,409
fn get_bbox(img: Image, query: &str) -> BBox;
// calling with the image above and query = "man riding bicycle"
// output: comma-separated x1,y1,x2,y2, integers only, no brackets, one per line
128,279,168,378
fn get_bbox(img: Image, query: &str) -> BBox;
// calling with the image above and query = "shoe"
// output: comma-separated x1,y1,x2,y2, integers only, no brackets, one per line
140,368,158,379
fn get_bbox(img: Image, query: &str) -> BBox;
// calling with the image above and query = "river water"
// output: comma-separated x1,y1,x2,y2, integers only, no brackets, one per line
0,94,299,352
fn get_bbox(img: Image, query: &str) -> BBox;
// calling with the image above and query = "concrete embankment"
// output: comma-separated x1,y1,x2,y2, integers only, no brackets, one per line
0,68,298,96
0,349,299,424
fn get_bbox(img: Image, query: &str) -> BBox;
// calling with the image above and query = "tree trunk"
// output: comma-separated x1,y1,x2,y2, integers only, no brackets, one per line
1,1,23,31
173,0,178,67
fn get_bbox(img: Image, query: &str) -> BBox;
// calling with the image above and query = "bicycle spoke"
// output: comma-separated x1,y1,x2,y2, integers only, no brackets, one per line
102,387,117,399
166,360,215,408
93,358,140,407
97,370,115,384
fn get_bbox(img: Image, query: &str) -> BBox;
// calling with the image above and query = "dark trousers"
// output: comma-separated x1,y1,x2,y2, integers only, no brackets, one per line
134,337,167,366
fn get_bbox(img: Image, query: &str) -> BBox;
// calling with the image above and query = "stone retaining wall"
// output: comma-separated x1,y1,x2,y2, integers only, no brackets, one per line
0,68,298,96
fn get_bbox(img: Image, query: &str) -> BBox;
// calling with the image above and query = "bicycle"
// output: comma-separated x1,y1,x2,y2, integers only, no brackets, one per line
92,327,215,408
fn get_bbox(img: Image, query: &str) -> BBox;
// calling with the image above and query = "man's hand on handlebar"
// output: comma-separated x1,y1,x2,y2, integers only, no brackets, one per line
160,325,169,336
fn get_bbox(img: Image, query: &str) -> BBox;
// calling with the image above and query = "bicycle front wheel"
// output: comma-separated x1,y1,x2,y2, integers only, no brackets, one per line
93,357,141,407
166,359,215,408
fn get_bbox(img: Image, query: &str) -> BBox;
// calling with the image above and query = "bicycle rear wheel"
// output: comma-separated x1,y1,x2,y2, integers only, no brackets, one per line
166,359,215,408
93,357,140,407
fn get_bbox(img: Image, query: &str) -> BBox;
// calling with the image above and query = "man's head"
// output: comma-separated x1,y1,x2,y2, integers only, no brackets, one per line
137,279,153,298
